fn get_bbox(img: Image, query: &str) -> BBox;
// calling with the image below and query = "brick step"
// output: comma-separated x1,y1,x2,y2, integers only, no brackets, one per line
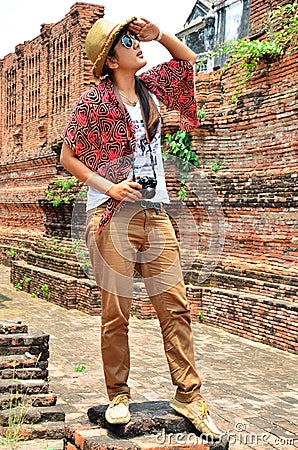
0,420,66,441
0,393,57,410
0,328,49,360
205,258,298,286
203,284,298,305
202,285,298,316
1,367,48,380
11,260,101,315
0,353,46,370
186,266,298,297
11,260,78,309
0,379,49,395
0,405,65,426
201,286,297,353
87,401,228,449
209,270,298,298
0,330,49,348
0,321,28,334
0,439,64,450
66,431,217,450
27,250,86,279
88,400,196,438
65,425,228,450
0,345,49,360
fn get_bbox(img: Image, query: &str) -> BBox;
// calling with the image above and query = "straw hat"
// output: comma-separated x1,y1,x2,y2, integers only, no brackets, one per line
85,16,137,78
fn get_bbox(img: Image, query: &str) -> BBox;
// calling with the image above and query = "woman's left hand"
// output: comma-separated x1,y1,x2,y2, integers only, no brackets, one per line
129,18,160,42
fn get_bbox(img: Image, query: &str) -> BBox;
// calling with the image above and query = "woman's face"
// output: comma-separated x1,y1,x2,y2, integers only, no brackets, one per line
112,31,147,74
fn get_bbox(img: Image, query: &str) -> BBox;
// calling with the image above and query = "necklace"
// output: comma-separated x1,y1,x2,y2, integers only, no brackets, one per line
119,91,138,107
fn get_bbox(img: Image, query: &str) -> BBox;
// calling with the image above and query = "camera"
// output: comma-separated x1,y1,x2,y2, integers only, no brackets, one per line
137,176,157,199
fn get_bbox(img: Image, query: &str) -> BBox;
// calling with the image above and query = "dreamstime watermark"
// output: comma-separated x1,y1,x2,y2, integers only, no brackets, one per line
71,155,225,294
155,423,297,447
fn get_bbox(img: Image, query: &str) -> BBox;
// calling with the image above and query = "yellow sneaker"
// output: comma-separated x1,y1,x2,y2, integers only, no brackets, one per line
170,397,224,440
105,393,131,425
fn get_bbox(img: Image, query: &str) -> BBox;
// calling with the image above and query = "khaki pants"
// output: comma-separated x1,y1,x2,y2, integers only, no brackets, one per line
86,203,202,403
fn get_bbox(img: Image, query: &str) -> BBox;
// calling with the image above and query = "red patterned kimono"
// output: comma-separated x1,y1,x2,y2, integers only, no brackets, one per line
61,59,199,233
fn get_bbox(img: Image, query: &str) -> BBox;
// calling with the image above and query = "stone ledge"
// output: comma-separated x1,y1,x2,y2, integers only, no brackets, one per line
86,401,229,449
0,392,57,409
88,401,196,438
0,420,66,441
0,321,28,334
66,426,228,450
0,439,64,450
0,404,65,426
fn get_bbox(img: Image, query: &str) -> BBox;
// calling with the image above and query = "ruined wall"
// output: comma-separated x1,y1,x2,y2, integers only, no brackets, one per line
0,3,104,236
0,1,297,353
161,0,298,353
186,0,298,352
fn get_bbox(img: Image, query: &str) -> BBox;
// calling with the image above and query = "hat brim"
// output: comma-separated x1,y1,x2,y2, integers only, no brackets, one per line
92,16,137,78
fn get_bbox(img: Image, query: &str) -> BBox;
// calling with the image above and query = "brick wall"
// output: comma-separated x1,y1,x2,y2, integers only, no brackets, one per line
0,3,104,235
162,0,298,353
0,1,297,353
182,10,298,351
250,0,293,35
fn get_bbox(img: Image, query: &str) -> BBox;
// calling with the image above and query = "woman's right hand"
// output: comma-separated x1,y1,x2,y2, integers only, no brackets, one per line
107,179,142,202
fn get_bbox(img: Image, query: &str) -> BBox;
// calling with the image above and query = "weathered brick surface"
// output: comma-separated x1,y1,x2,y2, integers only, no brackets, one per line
0,4,104,160
0,392,57,410
87,401,203,438
0,320,65,443
0,321,28,334
0,1,297,355
65,425,225,450
0,4,104,234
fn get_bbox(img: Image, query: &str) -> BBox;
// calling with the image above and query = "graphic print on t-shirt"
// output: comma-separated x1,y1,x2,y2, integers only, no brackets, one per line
128,108,158,180
126,99,169,204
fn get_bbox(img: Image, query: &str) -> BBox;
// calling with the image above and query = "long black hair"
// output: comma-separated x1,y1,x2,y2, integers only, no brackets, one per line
103,27,160,142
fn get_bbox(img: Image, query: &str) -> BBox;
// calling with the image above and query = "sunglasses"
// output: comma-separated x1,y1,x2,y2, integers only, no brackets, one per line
121,33,140,48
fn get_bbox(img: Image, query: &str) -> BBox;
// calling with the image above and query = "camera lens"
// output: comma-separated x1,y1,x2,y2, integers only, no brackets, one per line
141,187,156,199
138,176,157,199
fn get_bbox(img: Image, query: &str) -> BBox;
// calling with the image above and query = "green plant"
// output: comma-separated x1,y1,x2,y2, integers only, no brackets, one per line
71,239,82,253
211,160,225,172
15,281,23,291
198,312,204,323
24,278,30,284
224,38,285,101
197,2,298,101
197,106,206,119
55,177,79,190
80,260,91,272
41,284,50,300
31,289,39,298
1,356,46,449
7,248,15,258
162,130,200,199
75,364,86,373
267,2,298,54
45,177,81,207
228,2,298,100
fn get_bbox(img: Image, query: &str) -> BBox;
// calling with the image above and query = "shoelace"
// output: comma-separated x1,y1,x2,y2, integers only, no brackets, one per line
197,400,209,418
112,394,129,405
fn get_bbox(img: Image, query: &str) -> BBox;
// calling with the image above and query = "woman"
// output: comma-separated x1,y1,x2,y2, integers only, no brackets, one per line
60,16,223,440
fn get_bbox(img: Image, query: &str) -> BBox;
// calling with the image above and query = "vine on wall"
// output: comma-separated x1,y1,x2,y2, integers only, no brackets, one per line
162,130,200,199
197,2,298,102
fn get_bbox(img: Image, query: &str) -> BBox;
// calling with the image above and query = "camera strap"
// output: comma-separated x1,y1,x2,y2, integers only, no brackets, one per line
113,82,157,182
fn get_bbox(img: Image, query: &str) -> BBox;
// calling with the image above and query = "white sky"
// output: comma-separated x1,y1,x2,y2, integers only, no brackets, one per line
0,0,196,67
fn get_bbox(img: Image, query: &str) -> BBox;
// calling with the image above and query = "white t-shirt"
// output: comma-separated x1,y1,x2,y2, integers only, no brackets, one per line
86,93,170,211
